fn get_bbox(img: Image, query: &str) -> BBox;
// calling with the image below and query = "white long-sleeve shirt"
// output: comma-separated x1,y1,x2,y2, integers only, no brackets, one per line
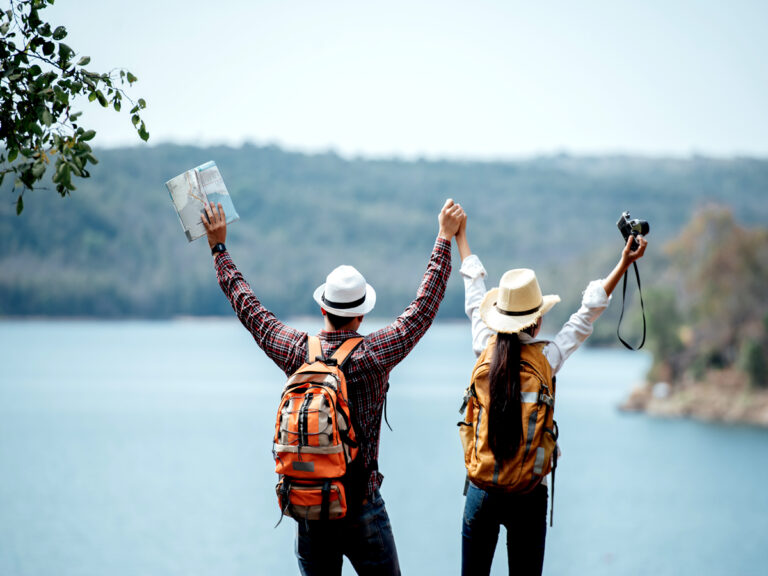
460,254,611,373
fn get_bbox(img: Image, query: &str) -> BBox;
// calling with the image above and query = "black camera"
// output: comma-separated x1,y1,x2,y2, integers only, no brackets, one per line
617,211,649,250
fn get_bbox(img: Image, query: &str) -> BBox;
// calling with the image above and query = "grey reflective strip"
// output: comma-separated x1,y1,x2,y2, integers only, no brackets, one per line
522,406,539,461
299,394,313,446
274,443,344,455
474,406,483,459
533,446,546,475
521,391,539,403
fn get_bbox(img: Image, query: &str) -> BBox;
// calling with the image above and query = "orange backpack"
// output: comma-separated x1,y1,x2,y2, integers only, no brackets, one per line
459,335,559,512
274,335,363,522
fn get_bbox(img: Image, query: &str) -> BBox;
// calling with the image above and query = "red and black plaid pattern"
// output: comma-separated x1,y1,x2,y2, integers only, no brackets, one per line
214,237,452,498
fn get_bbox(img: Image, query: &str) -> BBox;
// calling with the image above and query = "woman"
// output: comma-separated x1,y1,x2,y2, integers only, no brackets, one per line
454,216,647,576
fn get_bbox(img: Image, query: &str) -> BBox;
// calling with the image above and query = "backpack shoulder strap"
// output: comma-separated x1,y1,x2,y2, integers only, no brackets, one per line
520,343,552,382
330,337,364,368
307,335,323,363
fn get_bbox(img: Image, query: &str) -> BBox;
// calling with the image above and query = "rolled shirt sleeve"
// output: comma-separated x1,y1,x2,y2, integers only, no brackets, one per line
543,279,610,374
460,254,494,358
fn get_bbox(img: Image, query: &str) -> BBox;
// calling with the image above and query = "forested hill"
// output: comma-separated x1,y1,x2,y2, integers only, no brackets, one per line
2,144,767,331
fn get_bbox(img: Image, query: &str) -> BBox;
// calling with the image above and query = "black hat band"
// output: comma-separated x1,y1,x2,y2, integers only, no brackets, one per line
495,301,542,317
322,292,367,310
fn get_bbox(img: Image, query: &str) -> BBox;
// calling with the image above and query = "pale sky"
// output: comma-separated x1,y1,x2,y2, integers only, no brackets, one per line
46,0,768,159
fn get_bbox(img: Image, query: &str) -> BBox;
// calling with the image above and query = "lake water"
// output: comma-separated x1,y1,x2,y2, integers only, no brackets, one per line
1,319,767,576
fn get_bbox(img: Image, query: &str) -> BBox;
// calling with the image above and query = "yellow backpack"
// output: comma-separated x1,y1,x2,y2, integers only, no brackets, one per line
459,335,559,516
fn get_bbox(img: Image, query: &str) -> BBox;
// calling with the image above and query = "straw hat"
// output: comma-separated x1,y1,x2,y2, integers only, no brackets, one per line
313,265,376,317
479,268,560,334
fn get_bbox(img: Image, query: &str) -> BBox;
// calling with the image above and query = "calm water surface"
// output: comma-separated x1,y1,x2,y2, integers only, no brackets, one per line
1,320,767,575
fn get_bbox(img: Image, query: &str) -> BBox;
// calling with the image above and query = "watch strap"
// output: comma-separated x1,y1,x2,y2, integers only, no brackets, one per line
211,243,227,255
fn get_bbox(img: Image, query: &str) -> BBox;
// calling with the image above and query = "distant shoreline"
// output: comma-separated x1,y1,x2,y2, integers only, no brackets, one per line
620,368,768,428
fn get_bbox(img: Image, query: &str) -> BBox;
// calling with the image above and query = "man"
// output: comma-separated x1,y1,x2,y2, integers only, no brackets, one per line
202,198,465,575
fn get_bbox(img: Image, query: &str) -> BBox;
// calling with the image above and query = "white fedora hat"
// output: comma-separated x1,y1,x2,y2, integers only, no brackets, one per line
313,265,376,317
479,268,560,334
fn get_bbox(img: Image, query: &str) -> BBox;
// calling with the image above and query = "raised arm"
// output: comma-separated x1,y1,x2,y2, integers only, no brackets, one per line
202,202,306,374
544,233,649,372
455,210,471,262
456,212,494,356
366,199,464,371
602,234,648,296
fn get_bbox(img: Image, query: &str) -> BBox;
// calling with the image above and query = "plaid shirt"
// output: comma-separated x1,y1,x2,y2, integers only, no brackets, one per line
214,237,452,499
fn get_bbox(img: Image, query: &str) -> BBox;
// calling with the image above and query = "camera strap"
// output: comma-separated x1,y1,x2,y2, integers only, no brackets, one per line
617,261,646,350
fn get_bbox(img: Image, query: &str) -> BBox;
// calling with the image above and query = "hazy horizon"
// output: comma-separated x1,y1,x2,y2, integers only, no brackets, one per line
44,0,768,160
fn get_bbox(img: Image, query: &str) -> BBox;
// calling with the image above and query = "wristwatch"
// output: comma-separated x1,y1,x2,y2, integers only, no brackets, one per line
211,243,227,256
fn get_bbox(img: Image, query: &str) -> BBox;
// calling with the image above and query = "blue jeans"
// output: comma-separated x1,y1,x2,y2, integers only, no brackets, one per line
461,482,548,576
295,489,401,576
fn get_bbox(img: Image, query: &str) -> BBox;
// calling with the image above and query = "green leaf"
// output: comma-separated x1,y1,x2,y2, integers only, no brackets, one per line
59,164,72,190
58,43,73,62
52,163,63,183
2,1,152,212
16,195,24,215
28,8,41,29
31,161,47,178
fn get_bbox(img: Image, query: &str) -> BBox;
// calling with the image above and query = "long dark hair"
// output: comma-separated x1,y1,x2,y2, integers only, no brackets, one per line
488,325,536,460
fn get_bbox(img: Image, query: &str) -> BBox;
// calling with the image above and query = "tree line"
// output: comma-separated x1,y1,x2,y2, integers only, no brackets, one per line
1,145,766,348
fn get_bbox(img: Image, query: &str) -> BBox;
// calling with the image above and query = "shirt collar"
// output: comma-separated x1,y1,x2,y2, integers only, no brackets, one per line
318,329,362,342
519,331,550,345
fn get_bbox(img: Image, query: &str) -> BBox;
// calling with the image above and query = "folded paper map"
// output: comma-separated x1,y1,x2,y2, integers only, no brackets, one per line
165,160,239,242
